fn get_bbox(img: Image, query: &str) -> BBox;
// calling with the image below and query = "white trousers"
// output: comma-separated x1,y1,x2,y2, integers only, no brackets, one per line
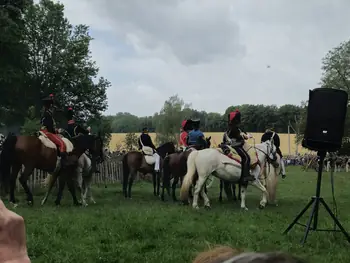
153,152,160,171
280,157,286,175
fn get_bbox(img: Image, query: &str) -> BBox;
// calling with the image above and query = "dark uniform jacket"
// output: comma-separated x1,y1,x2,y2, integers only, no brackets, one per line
261,131,280,148
223,124,245,146
41,109,56,133
138,133,156,150
67,120,89,138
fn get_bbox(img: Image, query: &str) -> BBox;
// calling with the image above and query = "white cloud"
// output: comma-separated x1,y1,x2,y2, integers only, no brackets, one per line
56,0,350,116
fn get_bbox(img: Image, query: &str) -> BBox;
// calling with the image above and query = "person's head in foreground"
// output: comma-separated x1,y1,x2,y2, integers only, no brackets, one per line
192,246,306,263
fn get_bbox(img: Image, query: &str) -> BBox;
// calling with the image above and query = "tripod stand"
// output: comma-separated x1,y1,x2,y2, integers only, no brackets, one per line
283,150,350,245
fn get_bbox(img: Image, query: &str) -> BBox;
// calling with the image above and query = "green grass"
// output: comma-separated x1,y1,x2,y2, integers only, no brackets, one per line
8,167,350,263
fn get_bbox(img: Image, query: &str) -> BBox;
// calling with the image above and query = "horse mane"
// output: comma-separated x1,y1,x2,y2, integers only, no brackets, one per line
192,246,242,263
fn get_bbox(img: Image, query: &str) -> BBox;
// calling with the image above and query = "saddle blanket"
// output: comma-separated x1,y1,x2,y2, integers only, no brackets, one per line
38,131,74,153
217,143,258,167
141,146,156,165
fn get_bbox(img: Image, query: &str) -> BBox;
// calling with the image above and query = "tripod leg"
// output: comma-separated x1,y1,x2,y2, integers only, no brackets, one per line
300,199,317,245
320,199,350,243
283,198,314,234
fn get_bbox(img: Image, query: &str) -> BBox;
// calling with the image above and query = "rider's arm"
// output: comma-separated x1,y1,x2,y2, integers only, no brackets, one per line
41,112,53,130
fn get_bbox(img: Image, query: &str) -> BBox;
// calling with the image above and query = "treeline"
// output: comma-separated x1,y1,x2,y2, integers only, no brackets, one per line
0,0,110,140
106,103,304,134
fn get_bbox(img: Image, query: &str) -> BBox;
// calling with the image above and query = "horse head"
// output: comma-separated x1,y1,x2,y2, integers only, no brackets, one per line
157,142,176,158
72,133,104,163
205,136,212,148
264,140,278,166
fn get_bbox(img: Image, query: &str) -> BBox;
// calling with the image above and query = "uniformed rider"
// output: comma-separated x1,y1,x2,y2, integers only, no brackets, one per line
40,94,69,167
222,110,255,183
66,107,89,137
138,127,160,172
187,119,206,149
261,127,286,178
179,119,191,151
66,107,100,173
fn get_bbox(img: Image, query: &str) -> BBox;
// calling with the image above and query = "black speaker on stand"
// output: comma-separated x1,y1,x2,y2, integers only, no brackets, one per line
283,88,350,245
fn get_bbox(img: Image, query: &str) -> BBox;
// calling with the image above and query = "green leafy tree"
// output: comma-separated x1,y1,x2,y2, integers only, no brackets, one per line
24,0,109,120
124,132,138,151
0,0,30,124
155,95,191,145
20,106,40,135
87,115,112,145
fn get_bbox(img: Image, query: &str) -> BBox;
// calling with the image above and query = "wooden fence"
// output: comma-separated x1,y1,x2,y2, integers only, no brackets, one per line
16,158,124,192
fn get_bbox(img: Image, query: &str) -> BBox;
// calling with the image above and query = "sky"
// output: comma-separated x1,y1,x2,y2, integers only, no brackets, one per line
54,0,350,116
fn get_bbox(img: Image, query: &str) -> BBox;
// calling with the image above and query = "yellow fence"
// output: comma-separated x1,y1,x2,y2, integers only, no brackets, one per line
109,132,307,155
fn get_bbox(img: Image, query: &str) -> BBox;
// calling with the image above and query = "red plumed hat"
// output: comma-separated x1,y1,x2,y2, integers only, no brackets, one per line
228,109,241,122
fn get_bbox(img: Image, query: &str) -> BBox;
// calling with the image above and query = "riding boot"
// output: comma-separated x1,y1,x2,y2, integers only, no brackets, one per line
241,163,255,183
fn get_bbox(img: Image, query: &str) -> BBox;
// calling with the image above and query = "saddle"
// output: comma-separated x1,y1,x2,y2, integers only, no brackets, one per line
37,131,74,153
141,146,156,165
217,143,259,168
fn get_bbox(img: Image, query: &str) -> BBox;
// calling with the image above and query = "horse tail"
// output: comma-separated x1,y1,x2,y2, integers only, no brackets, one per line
180,150,199,201
265,158,279,202
122,153,129,190
0,133,17,188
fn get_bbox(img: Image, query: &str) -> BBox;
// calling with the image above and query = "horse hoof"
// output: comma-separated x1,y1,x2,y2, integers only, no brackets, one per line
258,204,265,210
11,202,18,209
241,207,248,211
218,198,222,203
27,201,33,206
204,205,211,210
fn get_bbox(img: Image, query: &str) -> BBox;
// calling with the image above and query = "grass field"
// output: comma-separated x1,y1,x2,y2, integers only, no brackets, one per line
9,167,350,263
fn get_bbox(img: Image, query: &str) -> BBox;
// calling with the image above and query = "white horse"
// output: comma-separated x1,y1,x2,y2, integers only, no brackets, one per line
180,140,277,210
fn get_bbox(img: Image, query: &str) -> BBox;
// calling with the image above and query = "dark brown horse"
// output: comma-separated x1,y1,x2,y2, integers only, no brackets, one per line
219,180,241,202
161,137,211,201
122,142,175,199
0,132,104,206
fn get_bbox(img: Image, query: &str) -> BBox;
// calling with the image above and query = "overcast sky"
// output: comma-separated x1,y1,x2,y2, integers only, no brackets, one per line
55,0,350,116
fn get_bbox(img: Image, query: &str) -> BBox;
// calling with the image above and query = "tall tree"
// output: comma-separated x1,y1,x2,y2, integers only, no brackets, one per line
24,0,109,120
155,95,191,144
321,40,350,92
0,0,30,125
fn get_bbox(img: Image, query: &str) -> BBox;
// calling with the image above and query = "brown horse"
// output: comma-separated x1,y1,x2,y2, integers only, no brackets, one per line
161,137,211,201
122,142,175,199
0,132,104,206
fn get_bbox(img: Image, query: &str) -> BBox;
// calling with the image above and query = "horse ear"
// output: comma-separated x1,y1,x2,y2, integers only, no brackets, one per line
208,136,212,140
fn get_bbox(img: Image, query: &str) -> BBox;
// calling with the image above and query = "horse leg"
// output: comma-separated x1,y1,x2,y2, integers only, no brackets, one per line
152,171,157,196
55,174,66,206
232,183,237,201
240,182,248,211
127,171,136,199
219,180,223,202
192,175,208,210
172,176,179,202
9,164,21,206
18,166,35,206
66,174,81,206
200,183,211,210
84,173,95,204
76,166,86,206
156,171,161,197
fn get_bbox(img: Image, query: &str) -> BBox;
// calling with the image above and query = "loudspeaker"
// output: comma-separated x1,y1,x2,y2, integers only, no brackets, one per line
303,88,348,152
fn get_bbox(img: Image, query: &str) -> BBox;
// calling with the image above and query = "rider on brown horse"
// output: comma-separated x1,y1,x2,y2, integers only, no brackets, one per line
40,94,70,167
222,110,255,183
66,107,100,173
261,127,286,178
138,127,160,172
